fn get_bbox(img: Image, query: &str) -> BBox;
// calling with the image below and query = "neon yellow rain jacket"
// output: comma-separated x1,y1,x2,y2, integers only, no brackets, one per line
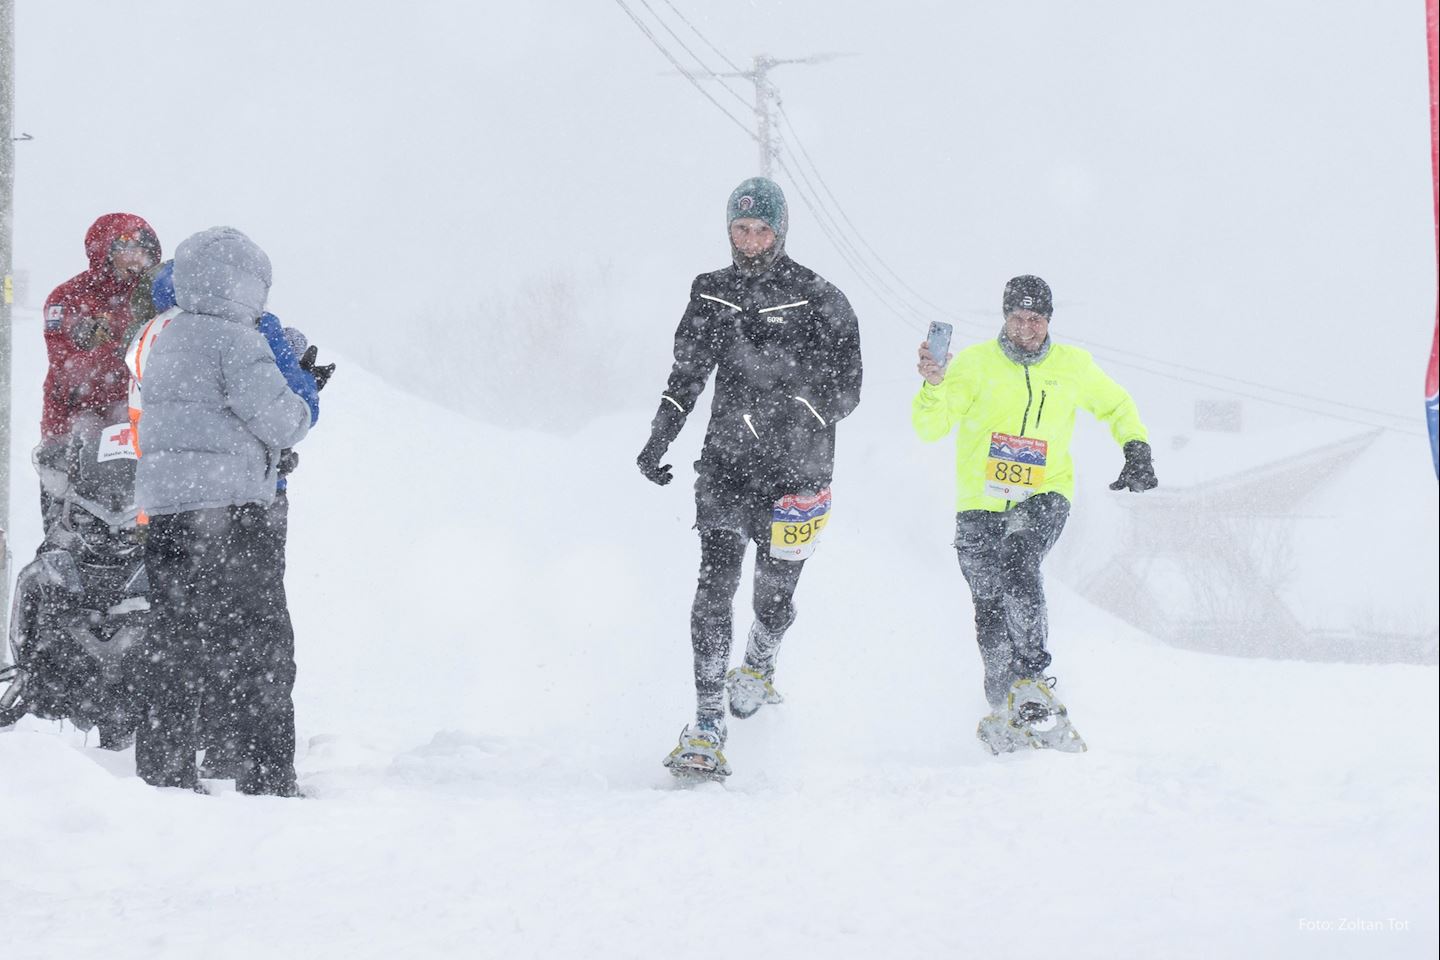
912,338,1148,512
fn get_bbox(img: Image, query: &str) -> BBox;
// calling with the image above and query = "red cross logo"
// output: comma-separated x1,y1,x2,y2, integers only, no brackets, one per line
109,427,133,446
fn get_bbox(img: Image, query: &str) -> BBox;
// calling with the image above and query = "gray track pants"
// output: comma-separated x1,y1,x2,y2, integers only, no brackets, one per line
954,493,1070,708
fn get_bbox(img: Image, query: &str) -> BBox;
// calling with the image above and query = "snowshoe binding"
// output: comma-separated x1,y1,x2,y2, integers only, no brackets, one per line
977,678,1087,755
663,719,731,781
726,666,783,719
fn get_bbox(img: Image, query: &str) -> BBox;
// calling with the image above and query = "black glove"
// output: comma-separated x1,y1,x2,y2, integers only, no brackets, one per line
299,345,336,391
1109,440,1158,492
277,448,300,476
636,437,673,486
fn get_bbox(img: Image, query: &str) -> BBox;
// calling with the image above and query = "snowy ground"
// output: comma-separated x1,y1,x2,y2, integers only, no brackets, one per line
2,308,1437,958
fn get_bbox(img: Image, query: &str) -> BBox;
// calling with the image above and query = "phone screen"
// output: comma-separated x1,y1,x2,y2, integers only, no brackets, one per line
926,321,953,363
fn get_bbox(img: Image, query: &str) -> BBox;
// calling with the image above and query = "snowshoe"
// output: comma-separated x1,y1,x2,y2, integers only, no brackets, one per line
977,678,1087,755
726,666,783,719
1008,677,1087,753
663,719,731,780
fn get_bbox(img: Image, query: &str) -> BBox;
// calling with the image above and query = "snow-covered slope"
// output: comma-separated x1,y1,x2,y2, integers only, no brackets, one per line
2,310,1436,958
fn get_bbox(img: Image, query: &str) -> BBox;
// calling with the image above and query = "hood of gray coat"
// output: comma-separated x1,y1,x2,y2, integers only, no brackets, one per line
172,226,272,323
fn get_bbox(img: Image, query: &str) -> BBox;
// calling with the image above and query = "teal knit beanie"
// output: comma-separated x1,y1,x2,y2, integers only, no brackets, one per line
726,177,788,241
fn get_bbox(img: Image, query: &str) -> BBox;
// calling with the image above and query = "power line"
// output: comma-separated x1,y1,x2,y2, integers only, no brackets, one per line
611,0,902,313
773,146,932,330
763,102,949,332
635,0,753,113
626,1,927,330
776,99,1416,428
1063,332,1415,425
775,100,962,325
769,99,1003,340
1079,349,1423,435
775,139,939,328
613,1,1418,435
774,93,1414,428
657,0,747,74
773,153,926,332
610,0,758,143
954,301,1415,426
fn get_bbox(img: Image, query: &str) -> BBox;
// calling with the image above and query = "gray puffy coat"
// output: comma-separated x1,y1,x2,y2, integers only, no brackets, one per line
134,227,311,516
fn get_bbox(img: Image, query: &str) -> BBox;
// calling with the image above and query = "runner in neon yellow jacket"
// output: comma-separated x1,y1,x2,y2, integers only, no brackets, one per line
912,275,1157,755
912,325,1149,512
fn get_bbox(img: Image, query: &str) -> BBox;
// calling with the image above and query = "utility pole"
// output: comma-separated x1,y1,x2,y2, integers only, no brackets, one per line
1,0,15,645
748,55,779,177
691,51,855,179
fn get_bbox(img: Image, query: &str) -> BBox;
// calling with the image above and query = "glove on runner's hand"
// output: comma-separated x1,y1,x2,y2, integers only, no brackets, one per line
1109,439,1158,492
636,437,674,486
299,345,336,391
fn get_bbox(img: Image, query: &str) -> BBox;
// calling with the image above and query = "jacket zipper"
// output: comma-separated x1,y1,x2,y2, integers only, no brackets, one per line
1019,366,1034,437
1006,367,1036,512
1036,389,1047,429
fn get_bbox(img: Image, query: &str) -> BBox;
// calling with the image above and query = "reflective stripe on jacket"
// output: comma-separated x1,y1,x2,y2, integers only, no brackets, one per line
912,339,1147,512
649,256,863,495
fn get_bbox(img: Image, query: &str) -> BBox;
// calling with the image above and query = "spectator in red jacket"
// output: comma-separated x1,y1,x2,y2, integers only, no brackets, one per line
39,213,161,525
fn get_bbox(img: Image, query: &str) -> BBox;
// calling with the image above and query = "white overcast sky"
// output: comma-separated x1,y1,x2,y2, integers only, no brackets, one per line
9,1,1437,426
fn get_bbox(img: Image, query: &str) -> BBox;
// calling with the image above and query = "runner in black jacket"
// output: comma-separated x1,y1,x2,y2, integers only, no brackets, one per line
637,177,862,777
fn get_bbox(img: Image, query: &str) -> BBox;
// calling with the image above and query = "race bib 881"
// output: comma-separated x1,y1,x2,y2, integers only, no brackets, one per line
984,432,1047,502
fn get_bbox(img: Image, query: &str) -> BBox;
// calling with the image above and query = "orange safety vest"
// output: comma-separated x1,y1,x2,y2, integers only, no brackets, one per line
123,308,179,523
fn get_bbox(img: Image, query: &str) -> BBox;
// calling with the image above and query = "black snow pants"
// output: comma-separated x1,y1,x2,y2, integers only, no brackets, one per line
690,529,805,723
953,492,1070,708
136,502,297,794
198,490,295,776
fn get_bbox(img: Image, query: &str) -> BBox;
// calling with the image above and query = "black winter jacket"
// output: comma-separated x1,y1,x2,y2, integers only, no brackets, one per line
645,255,863,493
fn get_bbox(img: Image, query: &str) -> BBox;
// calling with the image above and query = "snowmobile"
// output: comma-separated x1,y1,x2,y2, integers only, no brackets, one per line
1,418,148,748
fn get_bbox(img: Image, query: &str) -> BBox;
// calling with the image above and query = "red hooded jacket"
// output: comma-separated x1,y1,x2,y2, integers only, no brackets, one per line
42,213,162,440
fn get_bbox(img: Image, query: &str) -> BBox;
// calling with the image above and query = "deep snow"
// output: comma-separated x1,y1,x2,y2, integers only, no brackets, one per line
1,307,1436,959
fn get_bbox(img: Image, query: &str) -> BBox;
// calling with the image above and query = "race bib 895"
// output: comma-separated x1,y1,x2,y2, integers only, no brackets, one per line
769,488,832,561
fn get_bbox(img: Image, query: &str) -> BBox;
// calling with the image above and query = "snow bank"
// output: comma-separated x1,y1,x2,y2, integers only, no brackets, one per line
3,313,1435,958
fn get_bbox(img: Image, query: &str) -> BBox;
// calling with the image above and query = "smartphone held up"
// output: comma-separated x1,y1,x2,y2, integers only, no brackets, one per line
921,321,953,384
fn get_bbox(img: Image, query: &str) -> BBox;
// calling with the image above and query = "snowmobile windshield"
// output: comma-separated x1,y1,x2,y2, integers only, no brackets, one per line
54,419,140,529
54,424,142,560
61,499,143,561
